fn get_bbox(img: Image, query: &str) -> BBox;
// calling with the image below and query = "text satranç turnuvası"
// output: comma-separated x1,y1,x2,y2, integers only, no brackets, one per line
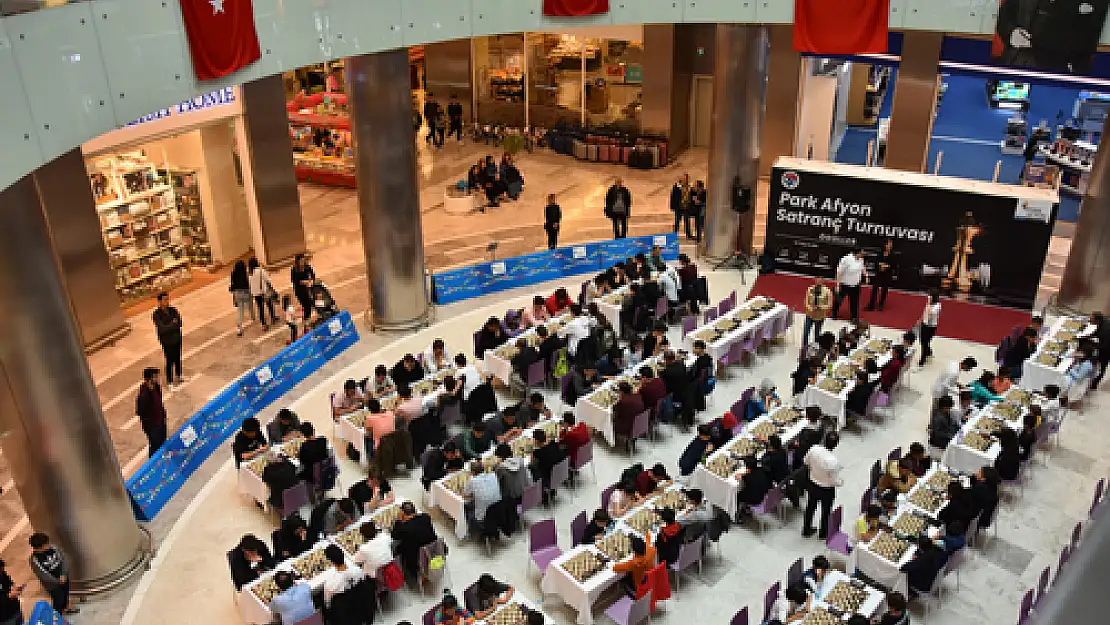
775,208,937,242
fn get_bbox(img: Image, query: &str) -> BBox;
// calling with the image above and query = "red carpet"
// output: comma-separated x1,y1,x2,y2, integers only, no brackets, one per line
748,272,1032,346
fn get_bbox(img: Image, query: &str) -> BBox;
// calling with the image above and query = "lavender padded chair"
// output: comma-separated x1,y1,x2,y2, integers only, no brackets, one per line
888,447,902,461
528,519,562,577
627,409,651,453
604,590,652,625
787,557,804,586
669,535,705,592
1030,566,1051,612
825,506,852,557
517,481,543,521
682,315,698,338
1070,521,1082,552
1017,588,1035,625
570,510,588,547
730,606,748,625
524,359,547,393
1089,478,1105,520
601,483,618,512
275,481,311,519
571,439,597,484
762,581,781,623
704,308,718,324
1054,545,1071,585
751,486,784,531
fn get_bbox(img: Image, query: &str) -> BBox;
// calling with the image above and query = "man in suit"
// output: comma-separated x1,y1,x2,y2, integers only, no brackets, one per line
604,178,633,239
660,350,694,426
392,501,438,577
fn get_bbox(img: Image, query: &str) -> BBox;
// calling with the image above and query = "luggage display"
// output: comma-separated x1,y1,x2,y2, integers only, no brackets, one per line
648,145,661,168
574,139,588,160
658,143,667,165
587,144,599,161
608,145,622,163
622,146,634,164
598,145,610,161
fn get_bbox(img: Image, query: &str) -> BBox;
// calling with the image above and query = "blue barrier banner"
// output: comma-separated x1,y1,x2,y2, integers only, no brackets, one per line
29,601,71,625
431,234,678,305
125,311,360,521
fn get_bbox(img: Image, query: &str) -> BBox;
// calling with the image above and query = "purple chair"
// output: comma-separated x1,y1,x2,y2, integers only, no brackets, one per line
570,510,588,546
704,308,718,324
730,606,748,625
1090,478,1106,519
571,439,596,483
559,374,574,410
604,589,652,625
860,487,874,519
528,519,562,576
741,332,762,364
1017,588,1035,625
717,300,729,318
751,486,784,531
423,606,437,625
601,482,618,512
655,297,669,322
762,581,781,623
517,481,543,520
736,387,756,417
275,481,311,518
627,409,651,453
941,546,967,591
825,506,852,557
888,447,902,462
524,359,547,392
869,460,882,489
1030,566,1051,612
1056,545,1072,583
682,315,698,338
718,340,744,374
292,612,324,625
1070,521,1082,552
547,458,571,500
669,535,705,591
787,557,803,586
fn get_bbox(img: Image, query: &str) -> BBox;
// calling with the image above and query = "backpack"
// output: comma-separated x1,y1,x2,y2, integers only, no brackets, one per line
552,348,570,379
381,561,404,592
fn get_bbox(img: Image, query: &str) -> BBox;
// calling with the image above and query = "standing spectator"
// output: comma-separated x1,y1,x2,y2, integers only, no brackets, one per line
670,174,692,236
802,277,833,347
28,533,77,615
423,93,442,147
918,289,942,367
290,254,316,323
802,431,843,539
931,357,977,400
1004,327,1038,380
604,178,632,239
152,292,183,385
136,367,168,458
1088,311,1109,389
691,180,707,242
865,238,896,312
0,559,24,625
446,94,464,143
544,194,562,250
230,259,254,336
248,257,277,329
831,247,867,322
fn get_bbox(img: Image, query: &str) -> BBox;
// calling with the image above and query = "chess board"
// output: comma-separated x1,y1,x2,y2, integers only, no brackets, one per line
993,403,1023,422
590,388,620,409
534,421,560,439
411,378,440,396
729,437,765,458
962,431,992,452
345,412,365,428
832,363,858,380
494,344,519,360
1042,340,1068,355
802,607,838,625
908,487,945,513
246,454,273,478
864,339,892,354
750,420,777,439
624,509,660,535
1005,388,1032,407
334,526,366,555
292,548,329,579
692,329,723,343
379,395,402,411
869,532,910,563
1037,353,1061,367
817,378,846,394
706,455,738,478
890,512,927,536
511,436,537,457
771,408,802,427
824,581,868,614
596,532,633,561
487,602,529,625
715,318,741,332
749,298,774,312
1055,330,1077,343
976,417,1008,435
1062,319,1086,333
734,309,757,322
374,504,402,529
443,472,471,496
654,490,687,511
282,437,305,458
251,575,281,604
603,292,628,306
561,551,606,584
926,471,954,491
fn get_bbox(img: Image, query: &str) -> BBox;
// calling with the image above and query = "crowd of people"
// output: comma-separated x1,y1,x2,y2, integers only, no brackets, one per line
466,153,524,210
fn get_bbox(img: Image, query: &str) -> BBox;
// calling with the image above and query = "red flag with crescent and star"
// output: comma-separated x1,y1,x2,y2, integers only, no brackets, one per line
179,0,262,81
542,0,610,17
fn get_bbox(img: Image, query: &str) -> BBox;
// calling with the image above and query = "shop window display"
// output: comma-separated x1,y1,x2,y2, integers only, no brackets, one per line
287,93,355,187
165,169,214,268
476,34,527,126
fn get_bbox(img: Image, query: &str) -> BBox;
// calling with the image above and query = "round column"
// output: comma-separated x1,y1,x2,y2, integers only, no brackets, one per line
1058,138,1110,314
347,50,431,330
0,174,148,594
703,24,769,261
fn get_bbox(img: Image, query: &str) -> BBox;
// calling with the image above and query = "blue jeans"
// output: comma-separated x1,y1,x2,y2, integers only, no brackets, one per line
803,317,823,347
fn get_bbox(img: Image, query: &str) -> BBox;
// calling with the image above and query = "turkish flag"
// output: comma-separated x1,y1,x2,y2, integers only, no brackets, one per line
542,0,610,17
179,0,262,81
793,0,890,55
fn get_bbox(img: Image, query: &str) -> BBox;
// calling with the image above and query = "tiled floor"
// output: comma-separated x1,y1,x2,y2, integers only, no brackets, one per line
0,136,1089,625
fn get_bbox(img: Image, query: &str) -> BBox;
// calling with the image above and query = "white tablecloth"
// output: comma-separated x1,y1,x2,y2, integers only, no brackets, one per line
573,353,692,446
941,391,1030,474
594,284,631,331
802,343,895,428
852,535,913,597
236,439,306,506
814,570,886,618
681,298,791,362
689,408,808,516
1022,316,1095,397
484,315,571,384
238,539,347,624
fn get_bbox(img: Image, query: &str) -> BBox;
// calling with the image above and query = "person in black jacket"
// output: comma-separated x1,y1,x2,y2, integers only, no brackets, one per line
654,508,685,565
845,370,876,418
669,174,691,236
530,430,568,489
604,178,632,239
446,94,464,143
229,534,275,590
792,407,825,471
232,417,269,467
136,367,168,458
735,455,772,523
152,292,184,385
420,441,465,490
297,422,330,483
763,435,791,485
928,396,961,450
290,254,316,322
900,536,944,598
1004,327,1038,380
392,501,438,577
262,456,299,509
475,317,508,359
995,428,1022,481
1090,311,1109,389
273,514,312,561
544,193,562,250
937,482,977,528
391,353,426,389
660,350,694,427
581,509,611,545
510,338,541,386
688,340,714,410
971,466,1001,530
678,425,714,476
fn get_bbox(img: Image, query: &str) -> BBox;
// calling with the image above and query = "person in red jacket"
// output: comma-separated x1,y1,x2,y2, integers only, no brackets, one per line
545,287,572,316
637,365,668,418
879,344,907,393
613,382,646,438
559,412,591,466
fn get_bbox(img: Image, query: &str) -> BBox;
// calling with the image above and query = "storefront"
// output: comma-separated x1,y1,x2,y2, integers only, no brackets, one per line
81,87,255,305
287,93,354,187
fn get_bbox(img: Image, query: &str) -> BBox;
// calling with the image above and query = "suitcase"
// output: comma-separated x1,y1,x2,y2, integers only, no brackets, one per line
658,143,668,166
598,145,610,161
622,146,634,164
607,144,621,163
574,139,588,160
587,144,599,161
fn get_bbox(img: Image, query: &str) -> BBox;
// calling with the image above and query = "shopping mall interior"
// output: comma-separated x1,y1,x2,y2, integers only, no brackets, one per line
1,3,1109,625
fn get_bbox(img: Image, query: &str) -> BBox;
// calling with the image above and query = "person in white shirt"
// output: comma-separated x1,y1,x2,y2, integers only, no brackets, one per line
1040,384,1064,423
658,267,680,307
918,289,942,367
802,431,843,539
453,354,486,400
559,304,597,357
247,257,277,328
321,544,365,606
768,582,813,624
351,523,394,578
423,338,452,374
930,357,977,400
521,295,551,328
831,247,867,322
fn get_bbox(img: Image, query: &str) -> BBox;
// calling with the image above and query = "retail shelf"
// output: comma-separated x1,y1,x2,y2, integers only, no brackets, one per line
124,259,190,287
96,184,172,212
118,243,182,264
101,206,175,233
1059,183,1083,195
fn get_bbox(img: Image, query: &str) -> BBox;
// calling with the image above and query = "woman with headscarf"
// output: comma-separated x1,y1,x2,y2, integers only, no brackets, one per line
745,378,781,421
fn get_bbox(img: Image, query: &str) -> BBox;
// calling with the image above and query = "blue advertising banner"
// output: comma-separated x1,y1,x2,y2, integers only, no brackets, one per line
126,311,359,521
28,601,71,625
432,234,678,305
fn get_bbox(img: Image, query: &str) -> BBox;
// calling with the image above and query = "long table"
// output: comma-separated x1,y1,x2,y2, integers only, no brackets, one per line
802,337,898,427
541,484,685,625
237,437,314,507
483,314,571,384
427,419,560,540
474,593,551,625
689,406,808,517
681,296,791,363
942,386,1033,475
237,499,409,624
811,569,887,619
1021,316,1096,398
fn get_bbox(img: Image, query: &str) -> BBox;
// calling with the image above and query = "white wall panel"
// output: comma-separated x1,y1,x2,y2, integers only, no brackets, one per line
903,0,982,32
753,0,794,24
246,0,329,82
322,0,403,58
7,3,117,163
684,0,756,24
610,0,683,26
402,0,472,46
0,20,43,191
888,0,908,29
90,0,194,128
471,0,541,38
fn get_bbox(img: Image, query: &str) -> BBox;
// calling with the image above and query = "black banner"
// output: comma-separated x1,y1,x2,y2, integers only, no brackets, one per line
764,165,1058,311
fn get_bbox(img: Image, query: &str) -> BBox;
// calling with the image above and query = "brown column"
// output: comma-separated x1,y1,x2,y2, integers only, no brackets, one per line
884,31,943,173
759,25,803,179
35,149,129,350
641,25,676,140
1059,139,1110,313
424,40,473,122
237,75,307,265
